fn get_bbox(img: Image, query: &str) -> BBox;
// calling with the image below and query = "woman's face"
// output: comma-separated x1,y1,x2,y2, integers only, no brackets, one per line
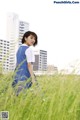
25,35,35,46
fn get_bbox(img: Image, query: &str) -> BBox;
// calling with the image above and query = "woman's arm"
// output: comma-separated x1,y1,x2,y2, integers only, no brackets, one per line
27,62,35,83
25,47,35,83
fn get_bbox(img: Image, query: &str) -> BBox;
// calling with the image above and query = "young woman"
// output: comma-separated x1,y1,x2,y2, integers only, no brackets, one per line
12,31,38,95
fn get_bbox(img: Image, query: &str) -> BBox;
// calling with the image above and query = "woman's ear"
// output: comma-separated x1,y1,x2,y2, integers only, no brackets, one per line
24,37,27,42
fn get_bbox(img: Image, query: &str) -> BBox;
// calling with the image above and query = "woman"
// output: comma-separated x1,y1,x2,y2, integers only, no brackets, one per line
12,31,38,95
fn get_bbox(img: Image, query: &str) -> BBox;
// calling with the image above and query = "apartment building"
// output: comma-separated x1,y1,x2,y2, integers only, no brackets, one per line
6,13,29,71
6,13,19,71
19,21,29,46
0,39,10,72
33,50,47,71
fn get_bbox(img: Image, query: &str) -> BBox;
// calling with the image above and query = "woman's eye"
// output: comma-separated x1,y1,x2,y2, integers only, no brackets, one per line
30,37,33,39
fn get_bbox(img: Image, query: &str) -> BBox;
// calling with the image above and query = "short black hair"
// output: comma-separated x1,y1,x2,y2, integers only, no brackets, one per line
22,31,38,46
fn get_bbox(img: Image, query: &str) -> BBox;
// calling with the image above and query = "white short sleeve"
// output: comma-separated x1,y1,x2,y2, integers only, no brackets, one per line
25,47,35,63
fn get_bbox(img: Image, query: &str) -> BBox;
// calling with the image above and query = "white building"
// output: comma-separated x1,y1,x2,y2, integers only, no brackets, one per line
19,21,29,46
0,39,10,72
6,13,29,71
6,13,19,71
33,50,47,71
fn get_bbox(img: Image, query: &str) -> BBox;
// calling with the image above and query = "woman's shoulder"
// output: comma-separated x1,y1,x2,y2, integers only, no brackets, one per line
25,46,33,52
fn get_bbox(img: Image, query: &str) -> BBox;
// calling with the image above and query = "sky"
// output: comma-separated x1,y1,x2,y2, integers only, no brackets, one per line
0,0,80,70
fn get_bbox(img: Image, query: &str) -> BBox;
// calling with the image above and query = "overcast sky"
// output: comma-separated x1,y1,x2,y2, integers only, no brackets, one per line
0,0,80,70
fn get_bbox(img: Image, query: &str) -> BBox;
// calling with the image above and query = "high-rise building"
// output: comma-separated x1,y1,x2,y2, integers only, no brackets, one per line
33,50,47,71
19,21,29,46
6,13,19,71
6,13,29,71
0,39,10,72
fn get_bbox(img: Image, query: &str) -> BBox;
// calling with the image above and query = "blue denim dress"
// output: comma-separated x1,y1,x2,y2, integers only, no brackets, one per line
12,45,32,94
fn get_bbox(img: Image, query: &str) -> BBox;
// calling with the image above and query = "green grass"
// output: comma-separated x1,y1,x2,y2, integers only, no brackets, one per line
0,73,80,120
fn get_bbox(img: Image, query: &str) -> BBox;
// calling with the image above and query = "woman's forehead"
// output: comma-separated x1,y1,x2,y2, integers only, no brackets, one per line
29,34,35,38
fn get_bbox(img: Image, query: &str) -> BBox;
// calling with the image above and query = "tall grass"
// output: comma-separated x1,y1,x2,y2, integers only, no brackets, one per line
0,73,80,120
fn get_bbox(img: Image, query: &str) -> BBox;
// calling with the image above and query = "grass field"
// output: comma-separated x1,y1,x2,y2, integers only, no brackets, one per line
0,73,80,120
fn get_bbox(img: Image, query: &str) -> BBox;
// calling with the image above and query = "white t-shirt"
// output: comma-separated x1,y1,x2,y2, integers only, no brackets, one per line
21,44,35,63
